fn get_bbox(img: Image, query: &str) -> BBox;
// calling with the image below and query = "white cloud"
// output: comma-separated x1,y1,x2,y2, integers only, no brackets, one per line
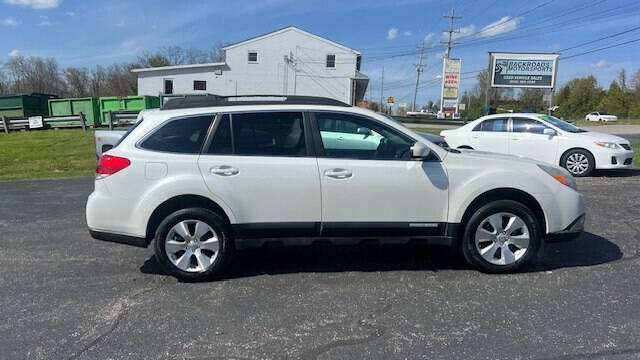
478,16,521,37
403,31,412,36
590,59,609,69
423,32,434,43
121,40,135,48
116,20,125,27
442,24,476,41
3,0,61,9
2,17,19,26
9,49,20,57
387,27,398,40
39,20,51,26
64,11,74,16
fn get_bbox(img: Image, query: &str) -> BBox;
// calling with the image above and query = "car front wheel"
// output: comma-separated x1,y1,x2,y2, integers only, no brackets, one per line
461,200,541,273
561,149,594,177
154,208,233,281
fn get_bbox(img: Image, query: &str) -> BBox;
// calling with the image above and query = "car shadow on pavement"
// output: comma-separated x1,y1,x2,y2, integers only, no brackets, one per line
139,231,622,279
591,168,640,177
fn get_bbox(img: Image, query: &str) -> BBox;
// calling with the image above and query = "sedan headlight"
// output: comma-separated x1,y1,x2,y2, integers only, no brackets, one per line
538,164,578,191
595,141,619,149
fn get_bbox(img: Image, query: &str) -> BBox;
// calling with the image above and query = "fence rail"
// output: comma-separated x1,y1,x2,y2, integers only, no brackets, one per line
0,111,139,133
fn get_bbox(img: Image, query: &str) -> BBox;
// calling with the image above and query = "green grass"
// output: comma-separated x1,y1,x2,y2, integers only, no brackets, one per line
0,129,96,181
631,140,640,167
573,118,640,127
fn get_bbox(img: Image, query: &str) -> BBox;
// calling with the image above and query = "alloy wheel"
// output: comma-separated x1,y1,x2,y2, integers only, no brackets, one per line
165,220,220,272
565,153,589,175
475,212,530,266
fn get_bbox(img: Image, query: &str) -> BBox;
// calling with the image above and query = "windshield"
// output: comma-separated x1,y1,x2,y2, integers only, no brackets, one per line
537,114,586,133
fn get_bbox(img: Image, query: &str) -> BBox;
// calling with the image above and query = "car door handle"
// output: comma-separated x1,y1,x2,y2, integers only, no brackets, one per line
324,168,352,179
511,137,521,141
471,136,479,139
210,165,239,176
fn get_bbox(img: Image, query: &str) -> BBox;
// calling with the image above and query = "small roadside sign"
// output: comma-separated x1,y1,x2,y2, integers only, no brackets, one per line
459,103,466,111
28,116,43,129
398,102,407,108
387,96,395,105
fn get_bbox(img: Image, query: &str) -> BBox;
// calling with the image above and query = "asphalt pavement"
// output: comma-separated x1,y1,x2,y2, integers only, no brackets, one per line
1,172,640,360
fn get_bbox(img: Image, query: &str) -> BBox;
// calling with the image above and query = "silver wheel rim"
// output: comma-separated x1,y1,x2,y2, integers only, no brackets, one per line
165,220,220,272
475,212,530,266
566,153,589,175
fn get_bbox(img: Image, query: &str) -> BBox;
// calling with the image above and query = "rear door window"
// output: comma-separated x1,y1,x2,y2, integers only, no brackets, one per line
140,115,213,153
473,118,508,132
231,112,306,156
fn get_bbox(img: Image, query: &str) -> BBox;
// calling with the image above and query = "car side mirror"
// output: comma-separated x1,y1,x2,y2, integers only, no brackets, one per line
543,128,557,136
411,142,431,159
356,127,372,136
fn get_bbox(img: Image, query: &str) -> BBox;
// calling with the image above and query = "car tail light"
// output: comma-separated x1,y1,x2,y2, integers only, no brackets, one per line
96,155,130,178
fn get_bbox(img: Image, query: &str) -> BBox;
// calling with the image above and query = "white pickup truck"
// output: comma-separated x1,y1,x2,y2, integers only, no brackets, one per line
94,110,157,158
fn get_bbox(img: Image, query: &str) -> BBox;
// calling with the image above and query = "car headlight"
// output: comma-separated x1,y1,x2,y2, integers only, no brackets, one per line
538,164,578,191
595,141,619,149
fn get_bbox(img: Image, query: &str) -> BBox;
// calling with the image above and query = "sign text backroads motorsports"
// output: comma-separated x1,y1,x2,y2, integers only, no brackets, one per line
490,53,559,89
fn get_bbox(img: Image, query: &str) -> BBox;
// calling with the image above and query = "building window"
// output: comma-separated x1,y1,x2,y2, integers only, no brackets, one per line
164,79,173,94
193,80,207,91
326,54,336,68
248,51,258,63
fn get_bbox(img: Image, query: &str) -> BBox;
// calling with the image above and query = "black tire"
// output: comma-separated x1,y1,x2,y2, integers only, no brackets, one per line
461,200,542,273
154,208,233,281
561,148,595,177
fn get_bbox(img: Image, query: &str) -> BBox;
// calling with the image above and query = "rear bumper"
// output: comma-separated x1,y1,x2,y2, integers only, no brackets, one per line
89,229,148,248
546,214,585,242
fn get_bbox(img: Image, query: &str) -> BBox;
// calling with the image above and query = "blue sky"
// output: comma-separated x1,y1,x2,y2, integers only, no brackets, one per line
1,0,639,104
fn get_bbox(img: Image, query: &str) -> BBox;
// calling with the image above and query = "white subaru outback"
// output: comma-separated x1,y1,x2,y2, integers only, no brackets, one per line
86,96,585,281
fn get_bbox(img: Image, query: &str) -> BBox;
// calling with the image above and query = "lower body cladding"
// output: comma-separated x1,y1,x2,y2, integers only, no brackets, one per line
231,222,460,250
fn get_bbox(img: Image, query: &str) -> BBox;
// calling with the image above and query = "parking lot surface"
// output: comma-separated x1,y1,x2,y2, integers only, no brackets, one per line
1,172,640,360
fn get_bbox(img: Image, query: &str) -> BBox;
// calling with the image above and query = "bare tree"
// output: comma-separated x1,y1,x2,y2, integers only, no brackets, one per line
90,65,108,97
5,56,64,95
185,48,209,64
209,42,225,63
159,46,185,65
63,67,90,97
137,51,170,68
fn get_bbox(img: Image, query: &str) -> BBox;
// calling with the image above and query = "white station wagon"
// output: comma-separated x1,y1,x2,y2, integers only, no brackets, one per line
87,96,585,281
441,113,634,177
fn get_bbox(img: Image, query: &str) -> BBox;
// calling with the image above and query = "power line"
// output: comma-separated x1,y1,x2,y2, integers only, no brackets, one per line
412,40,426,111
558,25,640,52
441,8,462,59
559,37,640,60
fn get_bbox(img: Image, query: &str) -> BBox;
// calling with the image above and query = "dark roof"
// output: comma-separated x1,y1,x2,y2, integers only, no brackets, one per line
161,95,351,110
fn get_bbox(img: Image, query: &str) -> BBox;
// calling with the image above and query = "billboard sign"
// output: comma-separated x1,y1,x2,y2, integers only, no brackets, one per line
442,58,461,99
442,99,458,109
490,53,559,88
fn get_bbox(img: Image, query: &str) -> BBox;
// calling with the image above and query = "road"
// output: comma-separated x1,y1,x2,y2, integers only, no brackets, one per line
1,173,640,360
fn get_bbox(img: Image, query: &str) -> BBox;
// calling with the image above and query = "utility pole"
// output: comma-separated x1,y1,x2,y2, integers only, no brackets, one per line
441,8,461,59
412,39,426,112
380,66,385,114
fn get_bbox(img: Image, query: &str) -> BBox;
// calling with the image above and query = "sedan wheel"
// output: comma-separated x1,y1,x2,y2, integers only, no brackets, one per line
562,149,594,177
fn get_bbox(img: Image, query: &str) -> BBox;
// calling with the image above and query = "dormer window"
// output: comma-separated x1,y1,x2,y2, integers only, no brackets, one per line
248,51,258,63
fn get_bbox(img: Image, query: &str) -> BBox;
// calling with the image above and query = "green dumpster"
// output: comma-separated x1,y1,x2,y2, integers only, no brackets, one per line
99,95,160,123
0,93,57,119
48,97,101,127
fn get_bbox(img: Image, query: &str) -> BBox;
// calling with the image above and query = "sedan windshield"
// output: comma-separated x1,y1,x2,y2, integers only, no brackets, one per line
537,114,586,133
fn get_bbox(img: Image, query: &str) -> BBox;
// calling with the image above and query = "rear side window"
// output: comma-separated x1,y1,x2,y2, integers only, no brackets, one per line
114,118,143,148
473,118,508,132
231,112,306,156
140,115,213,153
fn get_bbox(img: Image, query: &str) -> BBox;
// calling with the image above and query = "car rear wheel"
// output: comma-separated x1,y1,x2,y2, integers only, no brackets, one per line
154,208,233,281
561,149,594,177
461,200,541,273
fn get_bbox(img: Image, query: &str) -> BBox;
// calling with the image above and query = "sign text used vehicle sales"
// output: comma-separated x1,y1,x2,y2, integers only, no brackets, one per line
489,53,559,89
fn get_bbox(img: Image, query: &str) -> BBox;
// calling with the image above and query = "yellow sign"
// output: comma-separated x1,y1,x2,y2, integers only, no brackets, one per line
387,96,395,104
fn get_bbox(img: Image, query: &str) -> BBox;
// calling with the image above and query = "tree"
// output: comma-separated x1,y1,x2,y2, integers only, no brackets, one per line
554,76,602,119
518,88,546,111
5,56,64,95
598,81,628,118
138,51,170,68
63,67,90,97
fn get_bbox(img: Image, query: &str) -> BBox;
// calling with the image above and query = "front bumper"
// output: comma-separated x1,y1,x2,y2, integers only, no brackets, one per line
594,147,634,170
546,214,585,242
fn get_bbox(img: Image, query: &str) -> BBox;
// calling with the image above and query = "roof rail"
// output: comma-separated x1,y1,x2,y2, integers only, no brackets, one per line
161,94,351,110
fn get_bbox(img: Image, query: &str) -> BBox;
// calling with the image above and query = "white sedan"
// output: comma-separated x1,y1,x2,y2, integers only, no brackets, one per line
586,112,617,122
441,113,634,176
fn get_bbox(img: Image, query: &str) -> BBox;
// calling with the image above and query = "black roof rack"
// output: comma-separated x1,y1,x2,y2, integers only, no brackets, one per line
161,94,351,110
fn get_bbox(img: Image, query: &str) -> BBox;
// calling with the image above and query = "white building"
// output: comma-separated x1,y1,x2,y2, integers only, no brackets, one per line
133,26,369,105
